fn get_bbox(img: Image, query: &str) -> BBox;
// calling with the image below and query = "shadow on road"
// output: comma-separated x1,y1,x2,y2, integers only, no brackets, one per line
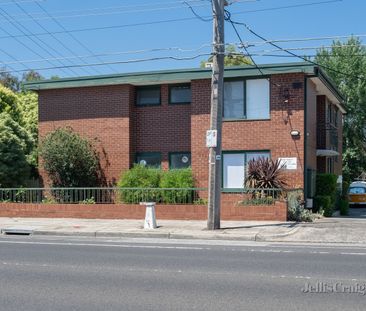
221,222,297,230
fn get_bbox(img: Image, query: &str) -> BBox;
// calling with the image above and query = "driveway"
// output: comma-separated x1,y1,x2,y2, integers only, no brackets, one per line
267,208,366,243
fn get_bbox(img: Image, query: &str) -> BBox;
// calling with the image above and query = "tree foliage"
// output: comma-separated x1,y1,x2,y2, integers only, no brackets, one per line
0,70,20,92
39,127,102,187
0,84,21,123
0,113,32,187
0,69,44,92
200,44,252,68
315,37,366,181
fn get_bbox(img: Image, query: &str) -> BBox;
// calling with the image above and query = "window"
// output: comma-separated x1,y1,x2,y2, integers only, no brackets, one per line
349,187,366,194
135,152,161,168
224,78,270,120
327,157,334,174
223,151,270,189
169,84,191,104
169,152,191,169
327,103,332,124
136,86,160,106
334,108,338,127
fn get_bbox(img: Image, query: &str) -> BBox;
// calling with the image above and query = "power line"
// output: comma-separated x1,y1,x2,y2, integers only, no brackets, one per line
0,0,43,5
183,1,212,22
0,0,344,40
0,53,212,74
0,44,213,66
226,16,365,80
0,7,75,76
246,34,366,46
4,1,211,22
249,44,366,54
224,10,267,79
34,2,106,74
12,0,96,76
1,0,255,22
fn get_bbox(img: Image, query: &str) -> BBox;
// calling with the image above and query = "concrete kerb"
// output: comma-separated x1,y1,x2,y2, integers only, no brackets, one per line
255,225,301,242
28,226,301,242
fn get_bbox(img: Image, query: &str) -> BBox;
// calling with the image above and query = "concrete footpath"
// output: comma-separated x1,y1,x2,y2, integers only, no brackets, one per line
0,208,366,243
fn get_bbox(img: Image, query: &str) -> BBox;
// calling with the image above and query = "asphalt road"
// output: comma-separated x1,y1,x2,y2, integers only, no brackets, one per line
0,235,366,311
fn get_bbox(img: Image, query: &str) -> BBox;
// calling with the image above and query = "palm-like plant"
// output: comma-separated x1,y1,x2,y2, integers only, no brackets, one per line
245,157,288,190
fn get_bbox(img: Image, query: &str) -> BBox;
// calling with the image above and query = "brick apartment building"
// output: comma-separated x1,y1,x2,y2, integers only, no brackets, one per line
26,62,345,207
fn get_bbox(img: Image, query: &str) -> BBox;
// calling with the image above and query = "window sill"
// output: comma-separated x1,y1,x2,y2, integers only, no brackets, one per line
221,188,244,193
223,118,270,122
168,102,191,105
135,103,161,107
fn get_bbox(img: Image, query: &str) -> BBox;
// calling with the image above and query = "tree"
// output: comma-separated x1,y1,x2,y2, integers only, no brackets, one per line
200,44,252,68
0,113,31,187
315,37,366,181
0,84,21,123
39,127,102,187
22,70,43,83
17,91,38,171
0,69,20,92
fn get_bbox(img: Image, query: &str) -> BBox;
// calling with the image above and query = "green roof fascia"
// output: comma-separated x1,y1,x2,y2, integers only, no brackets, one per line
315,66,346,112
24,62,316,91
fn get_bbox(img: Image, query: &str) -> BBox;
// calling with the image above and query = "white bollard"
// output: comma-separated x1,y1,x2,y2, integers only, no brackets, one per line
140,202,157,229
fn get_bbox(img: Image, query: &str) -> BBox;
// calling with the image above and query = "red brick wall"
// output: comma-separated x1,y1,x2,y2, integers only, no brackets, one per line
131,84,191,171
38,73,307,190
190,74,306,189
306,79,318,171
316,95,343,175
38,85,134,186
0,201,287,221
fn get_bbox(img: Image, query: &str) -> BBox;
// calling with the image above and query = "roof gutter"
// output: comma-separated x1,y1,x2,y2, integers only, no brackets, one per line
313,66,347,114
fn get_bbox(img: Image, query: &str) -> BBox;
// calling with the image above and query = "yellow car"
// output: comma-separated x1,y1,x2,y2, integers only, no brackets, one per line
349,181,366,206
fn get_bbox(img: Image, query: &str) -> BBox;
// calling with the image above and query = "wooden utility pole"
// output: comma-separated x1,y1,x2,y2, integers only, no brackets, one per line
207,0,225,230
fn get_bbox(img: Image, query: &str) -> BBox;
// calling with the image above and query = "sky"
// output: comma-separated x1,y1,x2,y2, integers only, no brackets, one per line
0,0,365,79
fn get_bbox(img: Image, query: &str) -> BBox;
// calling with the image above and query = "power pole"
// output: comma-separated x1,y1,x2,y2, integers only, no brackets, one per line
207,0,225,230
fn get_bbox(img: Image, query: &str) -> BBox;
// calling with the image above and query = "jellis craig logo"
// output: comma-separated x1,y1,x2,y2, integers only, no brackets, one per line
302,281,366,295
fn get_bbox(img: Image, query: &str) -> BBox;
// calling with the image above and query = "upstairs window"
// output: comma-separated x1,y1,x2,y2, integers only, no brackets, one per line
136,86,160,106
135,152,161,168
224,78,270,120
169,84,191,104
334,108,338,127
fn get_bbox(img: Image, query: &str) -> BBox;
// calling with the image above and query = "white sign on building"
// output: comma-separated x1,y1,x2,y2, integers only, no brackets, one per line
279,157,297,170
206,130,217,148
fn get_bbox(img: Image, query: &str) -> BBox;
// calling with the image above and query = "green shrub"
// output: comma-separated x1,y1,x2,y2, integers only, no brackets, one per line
316,173,337,202
79,197,96,204
117,165,162,203
117,167,197,204
287,201,313,222
159,169,195,203
315,195,333,217
339,199,349,216
39,127,102,187
241,197,275,205
316,174,338,195
0,113,31,187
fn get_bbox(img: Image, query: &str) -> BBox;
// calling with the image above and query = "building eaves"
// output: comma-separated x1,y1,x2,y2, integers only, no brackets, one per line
24,62,316,91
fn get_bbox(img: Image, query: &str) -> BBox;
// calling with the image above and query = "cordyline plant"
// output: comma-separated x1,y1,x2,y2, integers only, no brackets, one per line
245,157,288,190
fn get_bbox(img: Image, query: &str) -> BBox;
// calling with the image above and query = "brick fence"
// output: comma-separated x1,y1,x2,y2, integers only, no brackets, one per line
0,200,287,221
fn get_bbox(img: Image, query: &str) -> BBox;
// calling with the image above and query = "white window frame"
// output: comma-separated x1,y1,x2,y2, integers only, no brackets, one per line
223,78,270,120
223,151,270,190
